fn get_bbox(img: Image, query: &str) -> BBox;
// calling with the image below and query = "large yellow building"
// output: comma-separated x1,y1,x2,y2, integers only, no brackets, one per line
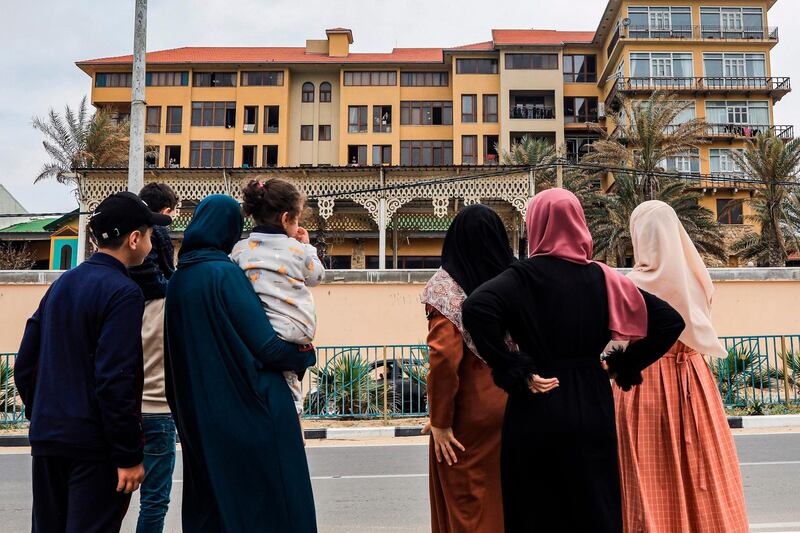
76,0,791,267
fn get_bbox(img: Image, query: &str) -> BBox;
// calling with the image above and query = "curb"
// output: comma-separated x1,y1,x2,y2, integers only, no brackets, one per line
3,415,799,446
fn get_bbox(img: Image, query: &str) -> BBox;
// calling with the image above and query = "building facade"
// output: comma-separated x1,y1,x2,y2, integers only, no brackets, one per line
76,0,790,267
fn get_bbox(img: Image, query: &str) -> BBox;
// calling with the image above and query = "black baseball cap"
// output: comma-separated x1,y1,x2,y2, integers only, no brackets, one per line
89,191,172,242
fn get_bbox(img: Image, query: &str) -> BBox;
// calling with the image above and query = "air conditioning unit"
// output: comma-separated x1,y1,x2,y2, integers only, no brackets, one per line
598,102,606,118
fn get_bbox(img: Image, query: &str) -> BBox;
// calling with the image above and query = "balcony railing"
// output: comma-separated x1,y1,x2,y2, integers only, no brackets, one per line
662,123,794,140
606,76,791,108
510,105,556,120
625,25,779,42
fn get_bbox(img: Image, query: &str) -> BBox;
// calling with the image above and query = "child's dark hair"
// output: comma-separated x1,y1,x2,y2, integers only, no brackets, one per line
139,182,178,213
242,179,304,226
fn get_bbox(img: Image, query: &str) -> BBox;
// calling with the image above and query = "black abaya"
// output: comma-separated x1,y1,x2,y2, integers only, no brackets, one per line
462,256,684,533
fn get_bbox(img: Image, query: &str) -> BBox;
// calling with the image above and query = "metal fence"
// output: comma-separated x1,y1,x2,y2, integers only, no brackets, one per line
2,337,799,424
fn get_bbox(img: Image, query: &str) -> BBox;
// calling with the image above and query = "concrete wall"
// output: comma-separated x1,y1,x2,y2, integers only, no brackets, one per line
2,269,800,353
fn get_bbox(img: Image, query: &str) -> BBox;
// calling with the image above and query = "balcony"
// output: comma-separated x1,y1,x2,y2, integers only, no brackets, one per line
510,105,556,120
625,25,779,42
606,76,792,108
702,123,794,141
509,90,557,120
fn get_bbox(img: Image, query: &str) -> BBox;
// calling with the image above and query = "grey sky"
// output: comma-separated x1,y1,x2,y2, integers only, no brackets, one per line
2,0,799,214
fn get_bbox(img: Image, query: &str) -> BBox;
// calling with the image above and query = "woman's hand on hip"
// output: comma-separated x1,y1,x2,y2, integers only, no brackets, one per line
528,374,559,394
423,423,465,466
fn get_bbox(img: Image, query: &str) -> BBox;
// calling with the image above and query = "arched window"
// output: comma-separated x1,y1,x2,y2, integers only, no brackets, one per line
302,82,315,103
59,244,73,270
320,82,332,103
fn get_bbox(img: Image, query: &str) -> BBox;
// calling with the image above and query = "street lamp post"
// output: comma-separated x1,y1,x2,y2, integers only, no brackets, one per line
128,0,147,194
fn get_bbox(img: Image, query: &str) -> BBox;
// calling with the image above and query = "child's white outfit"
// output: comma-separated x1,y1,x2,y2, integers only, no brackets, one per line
232,227,325,414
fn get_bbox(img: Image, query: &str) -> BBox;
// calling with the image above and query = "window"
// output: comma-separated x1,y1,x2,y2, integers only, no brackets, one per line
703,53,766,83
717,199,744,224
59,245,73,270
566,135,597,162
144,146,159,168
348,106,369,133
460,95,477,123
400,101,453,125
146,71,188,86
347,145,368,165
710,149,744,174
482,95,498,123
456,59,498,74
563,55,597,83
242,145,257,168
504,54,558,70
165,145,181,167
145,106,161,134
263,145,278,167
264,106,279,133
628,6,692,38
302,82,315,103
400,141,453,166
706,101,769,125
373,105,392,133
461,136,478,165
243,106,258,133
372,145,392,165
701,7,764,39
191,102,235,127
192,72,236,87
484,135,499,165
343,71,397,86
400,72,449,86
165,106,182,133
95,72,132,87
630,52,693,85
672,101,697,124
240,71,284,86
300,125,314,141
320,82,332,102
564,97,599,123
319,125,332,141
189,141,235,167
661,149,701,174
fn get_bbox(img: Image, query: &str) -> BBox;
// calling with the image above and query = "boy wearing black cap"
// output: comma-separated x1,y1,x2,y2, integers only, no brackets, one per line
15,191,172,533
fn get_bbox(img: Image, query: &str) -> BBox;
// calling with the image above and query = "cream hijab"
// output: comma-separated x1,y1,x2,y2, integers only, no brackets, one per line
628,201,727,358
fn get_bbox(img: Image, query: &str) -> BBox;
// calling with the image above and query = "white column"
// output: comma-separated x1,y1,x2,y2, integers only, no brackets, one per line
378,199,387,270
378,167,387,269
77,199,88,265
127,0,147,193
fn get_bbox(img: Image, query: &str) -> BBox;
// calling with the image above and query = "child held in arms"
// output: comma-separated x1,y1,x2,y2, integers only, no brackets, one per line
231,179,325,419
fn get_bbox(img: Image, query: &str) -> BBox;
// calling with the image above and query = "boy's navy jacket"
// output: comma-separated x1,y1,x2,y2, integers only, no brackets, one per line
15,252,146,468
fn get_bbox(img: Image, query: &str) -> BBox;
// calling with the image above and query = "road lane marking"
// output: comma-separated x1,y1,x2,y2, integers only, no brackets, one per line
740,461,800,466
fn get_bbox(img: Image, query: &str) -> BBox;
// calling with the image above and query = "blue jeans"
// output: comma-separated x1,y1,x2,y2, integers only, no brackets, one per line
136,414,176,533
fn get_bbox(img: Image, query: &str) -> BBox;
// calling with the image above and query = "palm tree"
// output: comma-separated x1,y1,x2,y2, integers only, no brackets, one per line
500,136,559,191
588,172,725,266
585,91,708,201
32,96,130,188
730,132,800,267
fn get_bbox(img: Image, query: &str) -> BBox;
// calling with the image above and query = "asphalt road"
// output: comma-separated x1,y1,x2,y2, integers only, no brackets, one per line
0,432,798,532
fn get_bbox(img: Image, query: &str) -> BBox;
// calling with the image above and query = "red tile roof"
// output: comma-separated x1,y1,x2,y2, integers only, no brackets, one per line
446,40,495,51
77,46,444,66
491,29,596,46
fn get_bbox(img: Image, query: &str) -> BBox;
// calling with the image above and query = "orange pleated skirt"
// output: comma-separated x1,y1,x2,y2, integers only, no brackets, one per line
614,342,749,533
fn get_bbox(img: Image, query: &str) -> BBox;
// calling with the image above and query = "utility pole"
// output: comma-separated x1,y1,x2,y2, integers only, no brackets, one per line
128,0,147,193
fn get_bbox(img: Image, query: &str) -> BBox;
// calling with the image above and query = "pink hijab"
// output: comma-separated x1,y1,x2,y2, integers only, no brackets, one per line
526,189,648,341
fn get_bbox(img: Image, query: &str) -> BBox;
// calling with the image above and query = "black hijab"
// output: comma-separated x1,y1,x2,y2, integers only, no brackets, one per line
441,204,515,295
